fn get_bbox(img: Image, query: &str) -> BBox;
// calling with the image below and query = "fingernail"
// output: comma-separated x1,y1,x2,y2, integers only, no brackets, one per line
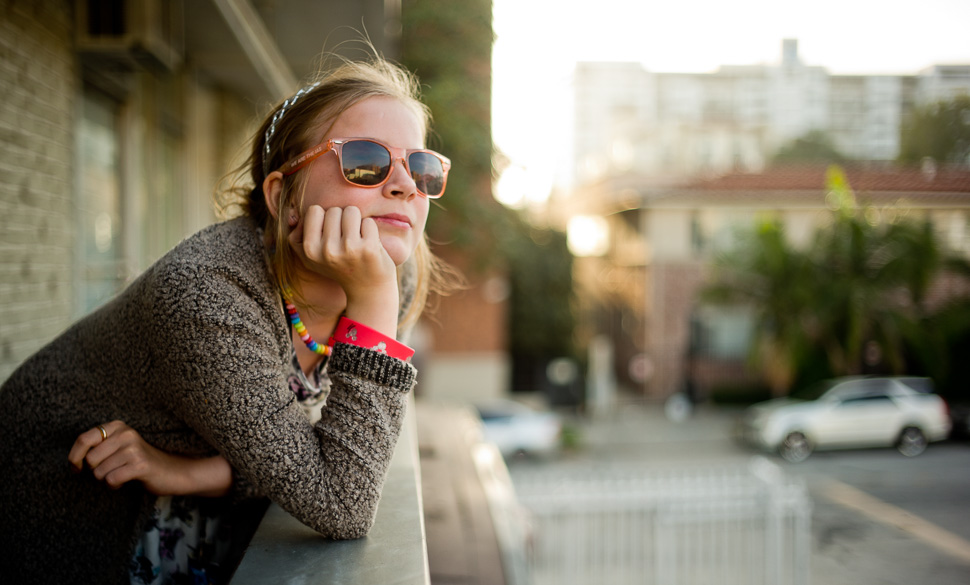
288,214,298,227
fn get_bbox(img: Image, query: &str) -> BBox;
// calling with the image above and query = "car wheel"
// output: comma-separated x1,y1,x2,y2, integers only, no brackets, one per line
896,426,927,457
779,431,812,463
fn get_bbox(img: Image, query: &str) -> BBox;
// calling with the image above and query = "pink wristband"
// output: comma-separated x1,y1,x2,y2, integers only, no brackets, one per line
329,317,415,361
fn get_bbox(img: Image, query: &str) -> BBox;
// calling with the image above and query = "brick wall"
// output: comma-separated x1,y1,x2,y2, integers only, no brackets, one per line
0,0,76,382
648,262,706,398
414,249,510,402
421,247,507,354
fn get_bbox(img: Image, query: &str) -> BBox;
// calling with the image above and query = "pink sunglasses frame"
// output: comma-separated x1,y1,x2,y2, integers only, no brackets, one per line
277,137,451,198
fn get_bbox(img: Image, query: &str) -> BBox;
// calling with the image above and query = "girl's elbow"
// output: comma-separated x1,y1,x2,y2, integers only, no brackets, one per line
321,508,377,540
329,521,373,540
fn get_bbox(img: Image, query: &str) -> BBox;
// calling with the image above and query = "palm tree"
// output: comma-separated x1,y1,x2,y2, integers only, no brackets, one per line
703,219,817,393
810,211,911,375
702,165,970,394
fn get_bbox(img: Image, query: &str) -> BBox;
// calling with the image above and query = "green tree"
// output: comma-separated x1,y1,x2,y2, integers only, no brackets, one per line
810,209,914,375
702,218,818,393
702,165,970,393
506,224,576,359
898,95,970,165
918,300,970,400
771,130,847,166
401,0,502,255
400,0,579,376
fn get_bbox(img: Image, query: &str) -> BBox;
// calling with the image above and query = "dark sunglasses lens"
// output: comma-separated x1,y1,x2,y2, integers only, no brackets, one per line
342,140,391,186
408,152,445,196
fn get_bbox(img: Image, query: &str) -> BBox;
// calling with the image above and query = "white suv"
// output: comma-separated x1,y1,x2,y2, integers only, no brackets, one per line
740,376,951,462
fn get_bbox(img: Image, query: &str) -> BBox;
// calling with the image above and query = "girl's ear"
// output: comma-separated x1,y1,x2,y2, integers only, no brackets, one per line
262,171,285,220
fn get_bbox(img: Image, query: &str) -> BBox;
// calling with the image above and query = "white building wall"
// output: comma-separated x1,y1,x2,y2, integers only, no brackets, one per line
829,76,868,158
863,76,903,161
648,209,692,260
917,65,970,103
574,62,655,184
570,43,970,185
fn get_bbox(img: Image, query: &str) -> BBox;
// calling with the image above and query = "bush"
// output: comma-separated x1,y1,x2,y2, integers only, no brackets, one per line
709,383,773,405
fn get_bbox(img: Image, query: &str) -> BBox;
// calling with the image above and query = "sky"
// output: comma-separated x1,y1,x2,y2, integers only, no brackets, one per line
491,0,970,206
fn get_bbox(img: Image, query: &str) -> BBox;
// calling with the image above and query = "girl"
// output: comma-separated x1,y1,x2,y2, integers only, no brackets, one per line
0,55,450,584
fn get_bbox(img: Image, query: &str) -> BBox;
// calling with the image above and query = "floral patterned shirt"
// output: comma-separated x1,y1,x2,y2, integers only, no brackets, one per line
129,350,328,584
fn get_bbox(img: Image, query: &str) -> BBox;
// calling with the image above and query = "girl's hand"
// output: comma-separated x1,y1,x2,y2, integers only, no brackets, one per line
288,205,400,335
68,421,232,497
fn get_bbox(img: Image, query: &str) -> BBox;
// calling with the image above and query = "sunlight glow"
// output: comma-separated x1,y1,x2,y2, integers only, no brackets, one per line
567,215,610,257
495,164,554,208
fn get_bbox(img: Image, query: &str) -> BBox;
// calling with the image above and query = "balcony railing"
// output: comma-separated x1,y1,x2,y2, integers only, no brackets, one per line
231,395,430,584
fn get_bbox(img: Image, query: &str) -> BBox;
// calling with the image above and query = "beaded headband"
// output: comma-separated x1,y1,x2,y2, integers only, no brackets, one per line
262,82,321,176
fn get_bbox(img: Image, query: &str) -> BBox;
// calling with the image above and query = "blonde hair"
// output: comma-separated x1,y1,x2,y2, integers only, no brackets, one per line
219,56,449,331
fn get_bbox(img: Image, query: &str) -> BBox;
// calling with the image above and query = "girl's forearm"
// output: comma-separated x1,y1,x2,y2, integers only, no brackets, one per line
178,454,233,497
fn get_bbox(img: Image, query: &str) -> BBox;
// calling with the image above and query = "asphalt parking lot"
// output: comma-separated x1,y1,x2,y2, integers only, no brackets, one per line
505,399,970,585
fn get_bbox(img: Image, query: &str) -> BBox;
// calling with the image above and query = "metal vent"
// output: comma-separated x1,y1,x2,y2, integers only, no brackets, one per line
75,0,183,71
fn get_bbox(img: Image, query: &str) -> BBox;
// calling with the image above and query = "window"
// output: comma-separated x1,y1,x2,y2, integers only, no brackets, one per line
839,394,893,405
690,212,706,255
76,87,124,315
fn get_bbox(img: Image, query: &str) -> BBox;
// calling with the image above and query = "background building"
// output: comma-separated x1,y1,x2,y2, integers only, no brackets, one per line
562,40,970,402
572,40,970,185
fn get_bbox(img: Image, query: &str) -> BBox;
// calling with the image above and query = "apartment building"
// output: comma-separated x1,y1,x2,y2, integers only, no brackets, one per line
573,40,970,186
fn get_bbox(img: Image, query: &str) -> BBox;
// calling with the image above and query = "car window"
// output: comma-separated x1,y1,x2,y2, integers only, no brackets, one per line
895,377,933,394
838,379,889,394
837,394,894,406
477,408,513,420
476,402,530,422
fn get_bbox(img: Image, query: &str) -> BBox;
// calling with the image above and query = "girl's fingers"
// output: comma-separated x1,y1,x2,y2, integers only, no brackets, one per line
294,205,323,257
340,206,363,241
82,422,142,471
90,449,128,483
287,205,393,288
85,426,155,488
68,420,121,471
98,451,147,489
68,427,102,470
288,211,306,248
103,466,136,490
322,205,345,254
360,216,380,245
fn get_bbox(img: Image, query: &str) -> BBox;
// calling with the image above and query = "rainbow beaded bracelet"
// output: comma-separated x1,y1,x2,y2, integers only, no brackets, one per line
283,294,331,356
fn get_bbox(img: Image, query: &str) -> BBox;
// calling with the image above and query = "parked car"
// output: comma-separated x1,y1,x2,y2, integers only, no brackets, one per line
738,376,951,462
474,399,563,458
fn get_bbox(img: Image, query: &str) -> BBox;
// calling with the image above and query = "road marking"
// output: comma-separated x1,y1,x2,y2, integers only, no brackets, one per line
822,479,970,565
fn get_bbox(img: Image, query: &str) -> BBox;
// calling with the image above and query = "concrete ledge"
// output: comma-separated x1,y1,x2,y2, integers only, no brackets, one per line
231,394,429,584
415,401,530,585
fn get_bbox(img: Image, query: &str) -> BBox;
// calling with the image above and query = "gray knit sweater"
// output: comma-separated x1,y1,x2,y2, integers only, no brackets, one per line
0,217,417,584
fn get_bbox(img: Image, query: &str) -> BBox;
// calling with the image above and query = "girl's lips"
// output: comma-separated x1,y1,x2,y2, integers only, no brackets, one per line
373,214,411,228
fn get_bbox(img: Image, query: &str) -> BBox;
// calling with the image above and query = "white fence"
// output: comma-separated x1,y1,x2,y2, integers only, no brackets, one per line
512,457,812,585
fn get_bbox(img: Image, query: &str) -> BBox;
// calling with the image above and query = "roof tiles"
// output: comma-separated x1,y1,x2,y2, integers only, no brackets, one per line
686,165,970,193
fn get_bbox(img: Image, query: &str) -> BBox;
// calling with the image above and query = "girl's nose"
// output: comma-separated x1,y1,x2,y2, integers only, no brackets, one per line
383,158,418,199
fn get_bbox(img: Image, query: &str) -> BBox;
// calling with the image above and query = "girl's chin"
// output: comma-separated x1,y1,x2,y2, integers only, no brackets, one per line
382,241,414,267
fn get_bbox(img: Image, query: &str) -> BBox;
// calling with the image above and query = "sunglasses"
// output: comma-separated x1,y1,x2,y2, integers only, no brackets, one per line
278,137,451,198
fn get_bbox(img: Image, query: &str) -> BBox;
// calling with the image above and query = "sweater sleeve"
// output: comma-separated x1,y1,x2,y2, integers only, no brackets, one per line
150,259,416,539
